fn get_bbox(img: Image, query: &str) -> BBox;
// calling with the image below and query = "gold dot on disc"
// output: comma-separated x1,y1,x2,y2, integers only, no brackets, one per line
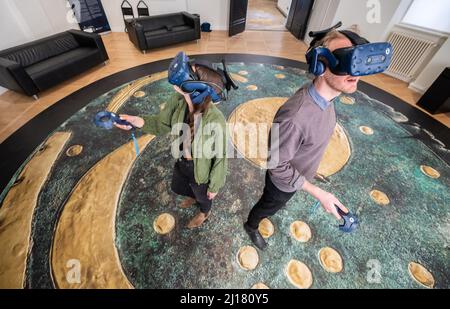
66,145,83,157
370,190,390,206
133,91,146,98
359,126,374,135
420,165,440,179
290,221,312,243
408,262,435,288
246,85,258,91
237,246,259,270
340,96,355,105
251,282,269,289
153,213,175,235
318,247,343,273
286,260,313,289
258,218,274,239
275,73,286,79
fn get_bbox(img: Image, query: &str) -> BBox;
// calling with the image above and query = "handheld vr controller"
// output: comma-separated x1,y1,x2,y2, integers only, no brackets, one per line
94,111,133,130
336,205,359,233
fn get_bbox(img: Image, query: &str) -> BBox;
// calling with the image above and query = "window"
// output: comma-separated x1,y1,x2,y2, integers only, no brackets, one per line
402,0,450,33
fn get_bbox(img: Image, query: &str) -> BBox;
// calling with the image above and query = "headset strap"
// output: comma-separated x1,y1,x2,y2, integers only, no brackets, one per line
308,21,370,48
339,30,370,45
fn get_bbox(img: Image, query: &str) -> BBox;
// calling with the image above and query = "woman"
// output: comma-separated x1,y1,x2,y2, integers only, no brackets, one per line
115,64,228,229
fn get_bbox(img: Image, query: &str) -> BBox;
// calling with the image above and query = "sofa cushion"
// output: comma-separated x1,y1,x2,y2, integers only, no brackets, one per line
25,47,99,89
172,25,192,32
138,13,186,32
145,29,170,37
145,25,193,39
2,33,79,67
164,15,186,28
145,30,198,49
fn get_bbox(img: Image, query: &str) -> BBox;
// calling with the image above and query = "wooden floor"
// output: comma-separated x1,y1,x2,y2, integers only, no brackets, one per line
0,31,448,143
247,0,287,31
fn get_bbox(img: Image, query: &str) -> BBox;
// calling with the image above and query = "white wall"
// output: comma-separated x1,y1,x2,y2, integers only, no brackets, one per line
332,0,402,42
379,0,412,40
410,38,450,93
0,0,78,94
102,0,188,32
187,0,230,31
305,0,341,45
0,0,77,50
399,0,450,93
306,0,413,45
101,0,230,32
277,0,292,16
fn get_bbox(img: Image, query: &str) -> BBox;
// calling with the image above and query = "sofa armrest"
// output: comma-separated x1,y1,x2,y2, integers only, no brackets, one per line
182,12,200,39
126,21,147,51
68,30,109,61
0,57,39,96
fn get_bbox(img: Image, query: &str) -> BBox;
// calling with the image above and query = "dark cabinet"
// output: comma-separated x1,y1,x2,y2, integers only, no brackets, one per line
417,67,450,114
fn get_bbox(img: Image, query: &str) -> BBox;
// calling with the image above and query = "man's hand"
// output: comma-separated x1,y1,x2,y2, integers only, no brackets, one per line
114,114,144,130
207,191,218,200
302,180,348,220
316,191,348,220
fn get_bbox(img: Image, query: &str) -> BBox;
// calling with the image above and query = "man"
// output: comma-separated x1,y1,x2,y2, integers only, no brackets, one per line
244,29,366,250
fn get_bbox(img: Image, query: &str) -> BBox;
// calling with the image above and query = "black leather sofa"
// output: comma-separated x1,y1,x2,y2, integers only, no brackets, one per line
126,12,200,53
0,30,109,99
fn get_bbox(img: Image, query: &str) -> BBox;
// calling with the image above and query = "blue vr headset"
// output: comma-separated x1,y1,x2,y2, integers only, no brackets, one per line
168,51,238,104
306,22,393,76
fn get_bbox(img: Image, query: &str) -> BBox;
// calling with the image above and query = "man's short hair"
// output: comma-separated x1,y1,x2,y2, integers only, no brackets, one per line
309,30,348,50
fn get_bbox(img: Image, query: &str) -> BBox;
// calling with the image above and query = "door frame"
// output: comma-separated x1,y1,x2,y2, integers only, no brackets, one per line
302,0,340,44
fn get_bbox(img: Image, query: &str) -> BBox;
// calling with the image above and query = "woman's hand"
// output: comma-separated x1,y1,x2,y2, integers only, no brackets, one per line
173,85,186,96
207,191,218,200
114,114,144,130
173,85,194,112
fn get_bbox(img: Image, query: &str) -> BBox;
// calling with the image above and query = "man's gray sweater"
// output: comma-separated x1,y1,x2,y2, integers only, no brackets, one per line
267,84,336,193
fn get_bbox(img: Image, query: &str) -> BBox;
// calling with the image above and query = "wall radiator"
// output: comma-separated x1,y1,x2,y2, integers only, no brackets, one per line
385,31,439,82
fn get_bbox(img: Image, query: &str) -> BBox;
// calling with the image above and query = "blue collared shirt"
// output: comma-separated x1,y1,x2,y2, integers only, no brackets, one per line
307,83,333,111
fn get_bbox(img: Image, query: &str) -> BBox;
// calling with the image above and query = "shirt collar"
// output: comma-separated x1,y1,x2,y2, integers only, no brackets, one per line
307,83,332,111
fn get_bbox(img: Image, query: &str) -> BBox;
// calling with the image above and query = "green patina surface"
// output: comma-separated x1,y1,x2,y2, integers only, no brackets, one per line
1,63,448,288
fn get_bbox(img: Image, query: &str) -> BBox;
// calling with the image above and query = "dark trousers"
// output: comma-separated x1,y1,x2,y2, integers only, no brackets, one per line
246,172,296,230
171,159,212,214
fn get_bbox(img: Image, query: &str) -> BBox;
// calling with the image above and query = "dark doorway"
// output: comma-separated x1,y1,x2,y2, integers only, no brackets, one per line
286,0,314,40
229,0,249,36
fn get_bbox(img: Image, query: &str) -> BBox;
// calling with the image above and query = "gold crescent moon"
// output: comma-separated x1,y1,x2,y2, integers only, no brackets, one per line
51,135,154,288
227,97,351,176
107,71,168,113
0,132,71,288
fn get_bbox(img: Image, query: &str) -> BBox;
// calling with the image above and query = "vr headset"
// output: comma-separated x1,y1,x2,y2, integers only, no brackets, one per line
306,22,393,76
168,51,238,104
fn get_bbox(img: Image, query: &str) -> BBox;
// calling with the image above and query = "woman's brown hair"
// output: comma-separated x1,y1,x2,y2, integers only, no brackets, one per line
187,65,225,140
